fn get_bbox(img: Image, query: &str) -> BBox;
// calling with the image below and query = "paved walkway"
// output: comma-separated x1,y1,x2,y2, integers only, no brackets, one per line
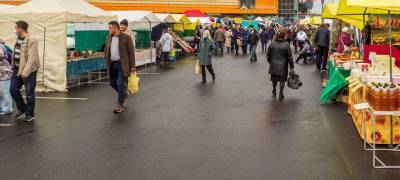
0,47,400,180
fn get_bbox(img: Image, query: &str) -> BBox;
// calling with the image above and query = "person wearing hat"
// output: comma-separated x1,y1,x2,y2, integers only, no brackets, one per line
120,19,136,50
336,27,353,53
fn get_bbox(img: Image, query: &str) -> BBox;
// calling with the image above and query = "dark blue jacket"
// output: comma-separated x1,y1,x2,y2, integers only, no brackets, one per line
315,27,330,48
241,30,250,46
267,29,276,40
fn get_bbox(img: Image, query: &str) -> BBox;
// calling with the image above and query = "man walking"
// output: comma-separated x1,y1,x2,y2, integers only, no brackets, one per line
213,26,225,55
120,19,136,50
260,27,268,53
158,28,173,67
10,21,40,122
314,23,330,71
248,25,259,62
105,21,136,113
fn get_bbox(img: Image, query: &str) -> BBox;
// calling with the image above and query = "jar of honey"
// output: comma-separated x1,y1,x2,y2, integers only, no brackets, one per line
389,84,397,111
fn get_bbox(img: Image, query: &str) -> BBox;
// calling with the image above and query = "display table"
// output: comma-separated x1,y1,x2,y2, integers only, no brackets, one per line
67,57,106,76
348,83,400,145
320,61,351,104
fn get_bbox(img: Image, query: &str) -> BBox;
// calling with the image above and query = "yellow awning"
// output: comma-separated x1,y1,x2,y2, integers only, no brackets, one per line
171,14,191,24
347,0,400,11
322,2,366,29
338,0,400,15
300,16,322,25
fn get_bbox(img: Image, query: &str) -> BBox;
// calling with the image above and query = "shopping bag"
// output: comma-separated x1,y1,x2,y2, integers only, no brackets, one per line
127,72,140,95
287,70,302,89
237,39,242,46
195,59,201,75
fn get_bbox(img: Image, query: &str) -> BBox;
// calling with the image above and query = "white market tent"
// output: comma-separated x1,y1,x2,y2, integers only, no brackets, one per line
0,4,15,11
0,0,116,92
155,13,177,23
111,11,162,30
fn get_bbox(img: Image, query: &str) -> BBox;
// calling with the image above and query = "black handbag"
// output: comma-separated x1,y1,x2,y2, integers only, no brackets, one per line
287,70,302,89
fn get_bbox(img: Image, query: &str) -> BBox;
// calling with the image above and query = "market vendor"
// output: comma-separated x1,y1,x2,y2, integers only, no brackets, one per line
336,27,354,53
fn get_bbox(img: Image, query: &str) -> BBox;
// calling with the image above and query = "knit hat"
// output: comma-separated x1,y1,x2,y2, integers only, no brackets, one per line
120,19,129,26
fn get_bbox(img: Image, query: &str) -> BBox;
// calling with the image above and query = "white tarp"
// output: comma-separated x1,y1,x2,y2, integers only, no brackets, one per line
0,0,116,92
111,11,162,30
0,4,14,11
155,13,177,23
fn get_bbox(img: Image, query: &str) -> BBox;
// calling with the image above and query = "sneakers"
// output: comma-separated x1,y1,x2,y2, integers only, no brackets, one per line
24,115,35,122
15,111,26,119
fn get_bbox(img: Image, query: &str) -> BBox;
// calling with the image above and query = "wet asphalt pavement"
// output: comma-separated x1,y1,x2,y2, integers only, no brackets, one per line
0,46,400,180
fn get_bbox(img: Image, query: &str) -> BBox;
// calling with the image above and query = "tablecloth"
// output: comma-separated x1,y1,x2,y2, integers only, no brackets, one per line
67,57,106,76
320,61,351,104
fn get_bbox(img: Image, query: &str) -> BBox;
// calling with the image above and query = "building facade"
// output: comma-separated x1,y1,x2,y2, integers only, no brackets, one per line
278,0,298,20
0,0,279,15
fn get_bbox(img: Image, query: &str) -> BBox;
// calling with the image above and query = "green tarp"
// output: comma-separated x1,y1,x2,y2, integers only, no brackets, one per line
135,30,151,49
75,30,109,52
320,61,351,104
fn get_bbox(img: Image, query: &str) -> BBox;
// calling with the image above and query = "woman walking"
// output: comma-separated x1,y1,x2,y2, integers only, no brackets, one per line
267,30,294,100
198,30,216,84
0,42,12,115
225,29,233,53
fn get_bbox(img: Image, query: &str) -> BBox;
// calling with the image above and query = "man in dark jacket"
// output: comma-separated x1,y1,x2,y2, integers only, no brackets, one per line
105,21,136,113
241,27,249,54
260,27,269,53
214,26,225,55
314,23,330,71
248,25,259,62
232,28,240,55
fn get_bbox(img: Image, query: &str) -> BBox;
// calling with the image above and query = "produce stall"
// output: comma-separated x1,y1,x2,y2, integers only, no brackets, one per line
322,0,400,168
0,0,116,92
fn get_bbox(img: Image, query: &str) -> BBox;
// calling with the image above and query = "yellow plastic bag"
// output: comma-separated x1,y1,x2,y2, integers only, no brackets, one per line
195,59,201,75
127,72,140,95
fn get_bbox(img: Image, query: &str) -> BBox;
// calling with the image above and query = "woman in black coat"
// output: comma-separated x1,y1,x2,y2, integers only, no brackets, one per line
267,30,295,100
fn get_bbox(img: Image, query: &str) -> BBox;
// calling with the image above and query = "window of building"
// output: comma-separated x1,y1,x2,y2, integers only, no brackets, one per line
240,0,256,9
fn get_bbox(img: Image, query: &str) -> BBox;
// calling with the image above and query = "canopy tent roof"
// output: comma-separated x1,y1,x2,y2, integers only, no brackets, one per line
337,0,400,15
171,14,191,24
0,4,14,11
111,11,162,30
299,17,322,25
188,17,212,24
184,10,207,17
347,0,400,11
322,1,372,29
0,0,116,23
155,13,176,23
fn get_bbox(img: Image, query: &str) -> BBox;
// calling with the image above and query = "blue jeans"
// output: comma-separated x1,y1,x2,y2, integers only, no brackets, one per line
10,70,37,116
0,80,12,114
250,44,257,60
109,63,128,105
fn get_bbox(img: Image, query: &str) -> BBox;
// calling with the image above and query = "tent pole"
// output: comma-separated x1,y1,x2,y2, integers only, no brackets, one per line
145,17,152,69
43,27,46,91
362,9,367,56
389,11,393,83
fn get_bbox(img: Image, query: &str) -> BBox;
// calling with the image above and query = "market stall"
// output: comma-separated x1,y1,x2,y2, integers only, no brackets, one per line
0,0,116,92
321,0,400,168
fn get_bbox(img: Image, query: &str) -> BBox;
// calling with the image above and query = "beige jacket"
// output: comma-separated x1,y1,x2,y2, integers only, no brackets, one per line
123,30,136,49
13,35,40,77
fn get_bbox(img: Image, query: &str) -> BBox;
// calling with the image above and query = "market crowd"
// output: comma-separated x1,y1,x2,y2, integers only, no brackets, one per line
0,18,355,119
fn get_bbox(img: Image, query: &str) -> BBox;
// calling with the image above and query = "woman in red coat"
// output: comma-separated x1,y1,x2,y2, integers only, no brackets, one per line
336,27,353,53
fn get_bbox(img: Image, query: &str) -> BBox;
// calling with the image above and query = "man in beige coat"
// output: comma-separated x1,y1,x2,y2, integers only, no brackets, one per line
10,21,40,122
